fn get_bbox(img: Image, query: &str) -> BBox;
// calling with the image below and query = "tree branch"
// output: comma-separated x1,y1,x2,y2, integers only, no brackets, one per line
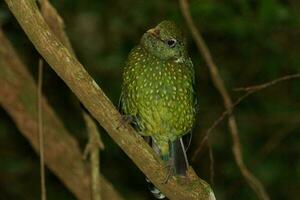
234,73,300,92
37,58,47,200
83,111,105,200
39,0,74,55
3,0,215,199
193,72,300,160
0,29,123,200
179,0,269,200
39,1,104,199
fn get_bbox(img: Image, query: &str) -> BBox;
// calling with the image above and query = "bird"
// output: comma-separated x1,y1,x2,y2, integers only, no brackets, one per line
120,20,196,198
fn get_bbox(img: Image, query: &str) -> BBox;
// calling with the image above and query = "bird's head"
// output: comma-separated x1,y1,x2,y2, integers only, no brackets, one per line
140,20,187,62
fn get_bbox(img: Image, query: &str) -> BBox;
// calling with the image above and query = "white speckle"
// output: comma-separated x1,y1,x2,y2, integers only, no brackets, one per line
175,57,184,63
66,56,71,62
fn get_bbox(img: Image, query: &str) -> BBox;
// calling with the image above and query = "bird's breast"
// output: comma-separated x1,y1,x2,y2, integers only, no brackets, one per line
122,47,195,137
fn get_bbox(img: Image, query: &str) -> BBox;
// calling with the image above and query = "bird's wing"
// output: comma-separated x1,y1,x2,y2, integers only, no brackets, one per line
182,58,197,152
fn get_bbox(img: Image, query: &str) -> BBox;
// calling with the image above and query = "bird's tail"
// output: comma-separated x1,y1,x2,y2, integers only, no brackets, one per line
144,137,189,199
170,137,189,176
144,136,166,199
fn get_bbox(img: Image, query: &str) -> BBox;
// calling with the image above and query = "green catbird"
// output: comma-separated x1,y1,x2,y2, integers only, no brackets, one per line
120,20,196,197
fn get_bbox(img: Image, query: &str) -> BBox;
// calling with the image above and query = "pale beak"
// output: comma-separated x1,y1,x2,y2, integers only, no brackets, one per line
147,28,160,37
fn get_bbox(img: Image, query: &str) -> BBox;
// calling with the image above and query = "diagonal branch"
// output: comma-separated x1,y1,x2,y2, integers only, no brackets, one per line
39,1,104,199
3,0,215,199
0,29,123,200
179,0,269,200
234,73,300,92
193,72,300,160
39,0,74,55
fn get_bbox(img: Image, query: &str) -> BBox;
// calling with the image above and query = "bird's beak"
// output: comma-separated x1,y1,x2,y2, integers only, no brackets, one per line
147,28,160,38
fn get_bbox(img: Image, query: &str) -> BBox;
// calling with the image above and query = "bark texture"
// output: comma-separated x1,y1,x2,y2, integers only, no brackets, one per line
3,0,215,199
0,30,123,200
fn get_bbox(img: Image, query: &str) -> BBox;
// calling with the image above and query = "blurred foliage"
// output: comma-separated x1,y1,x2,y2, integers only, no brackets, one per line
0,0,300,199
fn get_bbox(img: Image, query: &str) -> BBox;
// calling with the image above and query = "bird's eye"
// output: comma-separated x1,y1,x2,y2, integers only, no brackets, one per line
166,39,177,48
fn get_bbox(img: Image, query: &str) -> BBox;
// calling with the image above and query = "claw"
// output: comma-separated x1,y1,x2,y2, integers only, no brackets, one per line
117,115,133,130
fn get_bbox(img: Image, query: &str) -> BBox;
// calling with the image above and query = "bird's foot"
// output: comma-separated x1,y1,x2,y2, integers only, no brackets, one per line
117,114,133,130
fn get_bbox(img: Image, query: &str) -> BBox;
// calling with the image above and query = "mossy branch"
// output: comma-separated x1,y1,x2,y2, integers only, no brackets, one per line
179,0,269,199
0,29,123,200
4,0,214,199
39,1,104,199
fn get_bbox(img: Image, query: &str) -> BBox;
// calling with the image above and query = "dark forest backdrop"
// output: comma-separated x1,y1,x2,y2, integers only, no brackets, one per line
0,0,299,199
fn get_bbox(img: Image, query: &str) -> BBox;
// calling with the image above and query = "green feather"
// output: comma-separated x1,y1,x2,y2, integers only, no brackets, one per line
121,20,196,163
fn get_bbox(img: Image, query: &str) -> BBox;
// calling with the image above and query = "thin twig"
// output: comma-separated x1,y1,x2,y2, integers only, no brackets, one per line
4,1,215,199
208,143,214,186
0,27,123,200
193,73,300,161
192,110,228,162
39,1,103,198
0,29,123,200
179,0,269,199
192,91,251,161
235,73,300,92
83,112,104,200
38,58,47,200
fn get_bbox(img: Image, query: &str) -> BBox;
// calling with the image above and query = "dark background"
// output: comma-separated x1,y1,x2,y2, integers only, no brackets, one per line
0,0,300,199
